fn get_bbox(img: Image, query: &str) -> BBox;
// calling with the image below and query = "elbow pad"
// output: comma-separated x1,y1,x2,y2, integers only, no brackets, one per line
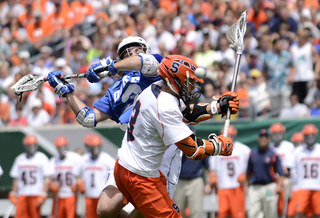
76,106,97,128
138,53,159,76
176,134,215,160
183,103,213,125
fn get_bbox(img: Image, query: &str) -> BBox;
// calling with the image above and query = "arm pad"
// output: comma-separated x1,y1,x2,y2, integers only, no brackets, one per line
183,103,213,125
176,134,215,160
138,53,159,77
76,106,97,128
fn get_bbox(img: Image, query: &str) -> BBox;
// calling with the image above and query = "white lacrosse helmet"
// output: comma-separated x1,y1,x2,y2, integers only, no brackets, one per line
117,36,151,61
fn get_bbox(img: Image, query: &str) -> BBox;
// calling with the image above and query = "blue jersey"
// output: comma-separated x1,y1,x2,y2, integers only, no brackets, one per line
93,55,162,124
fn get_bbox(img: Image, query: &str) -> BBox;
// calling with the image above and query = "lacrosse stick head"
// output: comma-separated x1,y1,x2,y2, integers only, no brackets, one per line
11,74,45,95
226,10,247,54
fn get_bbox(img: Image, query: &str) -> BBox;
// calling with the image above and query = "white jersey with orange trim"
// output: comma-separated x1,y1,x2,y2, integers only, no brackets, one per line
118,83,192,178
209,141,251,189
81,152,115,198
9,152,53,196
293,143,320,190
270,140,295,168
50,151,82,198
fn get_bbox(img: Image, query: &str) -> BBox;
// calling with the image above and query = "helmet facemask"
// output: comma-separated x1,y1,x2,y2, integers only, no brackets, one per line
304,134,317,148
271,132,284,144
176,73,202,105
90,146,101,160
57,145,68,160
24,144,38,157
118,43,148,61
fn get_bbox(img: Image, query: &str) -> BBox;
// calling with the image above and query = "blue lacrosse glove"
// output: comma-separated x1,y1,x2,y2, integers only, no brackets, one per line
47,70,74,98
86,57,118,83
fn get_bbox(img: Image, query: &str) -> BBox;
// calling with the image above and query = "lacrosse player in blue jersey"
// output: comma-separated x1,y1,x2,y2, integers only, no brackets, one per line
47,36,239,218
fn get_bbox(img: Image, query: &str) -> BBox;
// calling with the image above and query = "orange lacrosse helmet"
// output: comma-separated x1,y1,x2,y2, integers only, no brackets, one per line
302,124,318,135
270,123,286,133
291,132,304,143
23,135,38,145
87,135,102,147
158,55,204,104
55,136,69,147
84,133,95,145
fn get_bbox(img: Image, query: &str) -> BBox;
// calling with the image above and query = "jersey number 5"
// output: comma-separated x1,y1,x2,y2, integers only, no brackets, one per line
127,100,141,142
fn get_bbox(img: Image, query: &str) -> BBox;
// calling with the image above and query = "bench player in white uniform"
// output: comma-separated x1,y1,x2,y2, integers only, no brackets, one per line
114,55,237,218
9,135,52,218
209,124,251,218
49,136,83,218
269,122,295,215
80,134,116,218
286,131,313,218
47,37,239,218
292,124,320,218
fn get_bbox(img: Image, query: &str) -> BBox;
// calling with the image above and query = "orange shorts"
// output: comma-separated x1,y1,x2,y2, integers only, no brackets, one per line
217,186,246,218
16,196,41,218
296,189,320,215
114,159,182,218
85,197,99,218
51,195,77,218
287,191,312,217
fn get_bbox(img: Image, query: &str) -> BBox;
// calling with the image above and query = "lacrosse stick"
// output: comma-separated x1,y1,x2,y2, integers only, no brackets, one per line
3,203,15,218
11,70,111,96
223,10,247,137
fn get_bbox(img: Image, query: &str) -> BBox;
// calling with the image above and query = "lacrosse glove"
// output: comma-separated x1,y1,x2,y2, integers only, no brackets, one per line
86,57,118,83
47,70,74,98
217,91,240,115
208,133,233,156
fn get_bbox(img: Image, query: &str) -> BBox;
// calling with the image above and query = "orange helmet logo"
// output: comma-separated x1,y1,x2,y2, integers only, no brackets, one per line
291,132,304,143
270,123,285,133
88,135,102,147
55,136,69,147
23,135,37,145
302,124,318,135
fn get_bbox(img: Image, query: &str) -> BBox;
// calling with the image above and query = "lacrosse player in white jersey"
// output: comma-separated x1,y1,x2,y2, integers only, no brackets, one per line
9,135,52,218
49,136,83,218
209,124,251,218
292,124,320,218
79,134,115,218
114,55,237,218
269,122,296,216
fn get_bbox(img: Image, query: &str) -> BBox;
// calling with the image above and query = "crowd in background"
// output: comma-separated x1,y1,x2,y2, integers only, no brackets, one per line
1,0,320,127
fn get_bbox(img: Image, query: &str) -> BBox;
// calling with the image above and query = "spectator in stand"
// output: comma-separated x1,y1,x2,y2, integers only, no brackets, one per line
0,0,25,25
0,30,12,61
291,0,311,28
305,78,320,107
247,129,285,218
0,60,14,92
215,37,235,64
0,92,10,125
270,5,298,34
155,21,176,55
240,49,263,81
248,69,270,116
54,58,73,75
263,37,296,110
27,98,50,127
260,2,277,35
50,97,66,125
247,0,267,30
279,93,309,119
310,91,320,116
8,103,28,127
18,1,35,27
70,0,94,25
290,28,320,103
46,0,74,43
1,12,29,54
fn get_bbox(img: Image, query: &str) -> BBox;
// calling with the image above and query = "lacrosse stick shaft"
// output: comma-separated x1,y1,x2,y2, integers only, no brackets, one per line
3,203,15,218
223,54,242,137
43,69,110,81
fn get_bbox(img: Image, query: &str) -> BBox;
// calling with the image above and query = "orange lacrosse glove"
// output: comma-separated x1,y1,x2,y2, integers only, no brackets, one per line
8,191,18,205
35,192,47,207
208,134,233,156
218,91,240,115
